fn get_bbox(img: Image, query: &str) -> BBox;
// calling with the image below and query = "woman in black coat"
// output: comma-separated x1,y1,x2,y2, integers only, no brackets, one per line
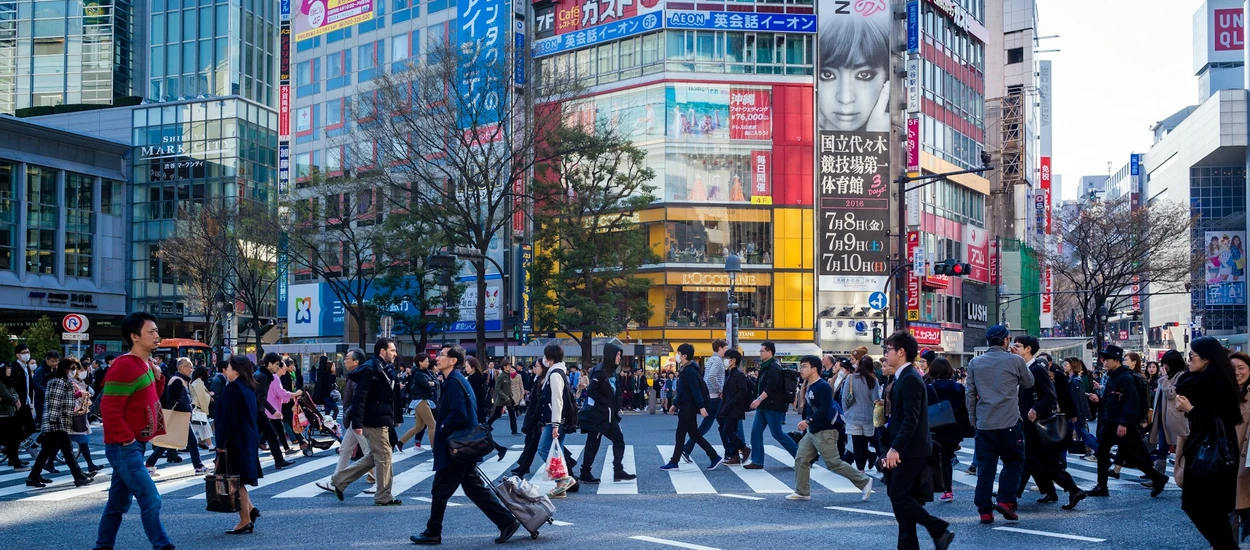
718,349,752,464
216,356,262,535
465,357,507,460
1176,336,1243,549
926,358,971,501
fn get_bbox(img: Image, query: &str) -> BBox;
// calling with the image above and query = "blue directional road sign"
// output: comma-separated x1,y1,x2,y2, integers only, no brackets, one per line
868,291,889,311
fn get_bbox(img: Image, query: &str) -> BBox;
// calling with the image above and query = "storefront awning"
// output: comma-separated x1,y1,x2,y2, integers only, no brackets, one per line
740,342,824,358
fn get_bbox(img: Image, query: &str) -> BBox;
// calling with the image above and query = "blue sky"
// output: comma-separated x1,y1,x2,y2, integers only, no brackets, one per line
1038,0,1199,199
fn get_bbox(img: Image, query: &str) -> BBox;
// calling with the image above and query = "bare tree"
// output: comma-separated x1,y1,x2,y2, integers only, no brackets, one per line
286,172,393,347
347,41,588,356
223,200,283,355
1045,197,1201,349
530,124,658,361
159,204,231,344
368,212,468,353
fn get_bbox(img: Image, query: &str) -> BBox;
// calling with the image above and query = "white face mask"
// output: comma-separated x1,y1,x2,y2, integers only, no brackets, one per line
18,353,30,363
76,371,88,380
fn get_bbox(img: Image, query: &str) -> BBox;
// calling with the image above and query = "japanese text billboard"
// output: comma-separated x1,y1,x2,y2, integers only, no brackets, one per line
1206,231,1246,306
816,0,891,292
294,0,374,41
458,0,509,130
549,0,662,37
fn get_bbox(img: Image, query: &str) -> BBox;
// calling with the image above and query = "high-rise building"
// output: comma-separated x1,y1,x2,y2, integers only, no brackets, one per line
0,0,142,114
29,0,282,347
985,0,1043,335
898,0,991,363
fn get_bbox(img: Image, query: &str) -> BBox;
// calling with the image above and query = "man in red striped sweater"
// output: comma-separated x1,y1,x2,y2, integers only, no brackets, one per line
93,312,174,550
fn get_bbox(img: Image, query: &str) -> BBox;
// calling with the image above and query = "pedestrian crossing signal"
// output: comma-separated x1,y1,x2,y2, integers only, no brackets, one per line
933,259,972,277
872,325,883,345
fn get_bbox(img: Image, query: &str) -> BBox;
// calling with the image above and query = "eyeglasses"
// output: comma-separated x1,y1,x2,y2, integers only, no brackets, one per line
883,346,896,353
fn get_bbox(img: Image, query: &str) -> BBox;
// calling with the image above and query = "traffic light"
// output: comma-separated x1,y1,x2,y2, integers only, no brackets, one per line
872,325,883,345
933,259,972,277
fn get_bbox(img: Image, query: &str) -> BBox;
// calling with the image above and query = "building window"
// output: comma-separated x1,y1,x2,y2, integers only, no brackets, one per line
101,179,123,215
664,285,772,328
0,160,14,271
25,165,57,275
1006,47,1023,64
65,172,94,278
662,216,773,265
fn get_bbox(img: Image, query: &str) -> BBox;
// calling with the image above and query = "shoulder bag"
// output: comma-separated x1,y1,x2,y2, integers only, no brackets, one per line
1189,417,1236,476
205,449,242,513
927,387,956,428
1035,411,1070,446
446,377,496,464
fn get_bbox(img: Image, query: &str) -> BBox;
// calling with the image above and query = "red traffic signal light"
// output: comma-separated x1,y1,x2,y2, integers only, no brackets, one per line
934,259,972,277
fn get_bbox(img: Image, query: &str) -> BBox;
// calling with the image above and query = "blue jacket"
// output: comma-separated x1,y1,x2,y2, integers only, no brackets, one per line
801,378,840,433
432,369,477,471
675,362,707,410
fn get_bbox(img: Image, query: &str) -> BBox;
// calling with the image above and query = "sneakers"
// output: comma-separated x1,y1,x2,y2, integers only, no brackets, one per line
723,456,741,466
939,491,954,502
740,447,752,464
785,492,811,501
861,478,874,502
146,465,158,477
707,456,724,471
993,501,1019,521
550,476,577,496
364,485,376,494
316,481,336,494
659,462,680,471
979,513,994,525
681,452,693,464
194,466,213,475
1080,454,1098,462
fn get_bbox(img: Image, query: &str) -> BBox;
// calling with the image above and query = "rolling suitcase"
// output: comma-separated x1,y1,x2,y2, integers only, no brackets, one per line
479,469,555,540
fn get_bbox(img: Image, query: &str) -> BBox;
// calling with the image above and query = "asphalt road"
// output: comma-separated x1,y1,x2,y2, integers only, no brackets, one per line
0,410,1220,550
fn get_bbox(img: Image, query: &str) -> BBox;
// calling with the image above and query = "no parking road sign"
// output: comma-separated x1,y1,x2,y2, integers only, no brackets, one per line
62,314,89,333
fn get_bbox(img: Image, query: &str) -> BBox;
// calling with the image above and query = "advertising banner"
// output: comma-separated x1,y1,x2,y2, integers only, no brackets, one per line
1205,231,1246,306
962,224,990,283
906,58,920,114
906,231,920,321
457,0,508,130
909,322,941,346
750,150,772,204
906,117,920,173
1040,265,1054,328
280,23,292,83
533,10,662,57
816,0,892,292
1214,7,1245,51
279,85,291,140
729,88,772,140
906,1,919,53
1040,156,1051,234
293,0,375,41
520,245,533,333
666,10,816,33
551,0,662,36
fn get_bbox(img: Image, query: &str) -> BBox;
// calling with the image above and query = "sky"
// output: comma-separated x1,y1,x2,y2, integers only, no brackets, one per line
1038,0,1201,200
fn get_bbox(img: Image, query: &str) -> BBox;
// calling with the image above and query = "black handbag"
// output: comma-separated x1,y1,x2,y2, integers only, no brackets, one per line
1190,418,1236,476
205,449,242,513
1035,412,1070,446
927,401,956,428
446,376,496,464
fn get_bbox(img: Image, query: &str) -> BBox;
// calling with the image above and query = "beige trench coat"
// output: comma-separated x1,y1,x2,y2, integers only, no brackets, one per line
1150,372,1190,446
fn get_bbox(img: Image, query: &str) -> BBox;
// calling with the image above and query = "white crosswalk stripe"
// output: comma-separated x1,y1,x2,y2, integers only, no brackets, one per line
0,439,1178,501
656,445,716,494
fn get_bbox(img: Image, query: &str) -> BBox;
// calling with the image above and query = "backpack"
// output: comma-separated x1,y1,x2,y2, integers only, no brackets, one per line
547,369,579,432
781,367,800,407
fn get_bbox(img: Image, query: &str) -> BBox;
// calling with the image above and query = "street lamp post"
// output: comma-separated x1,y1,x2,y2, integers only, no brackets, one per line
214,291,234,359
724,254,741,350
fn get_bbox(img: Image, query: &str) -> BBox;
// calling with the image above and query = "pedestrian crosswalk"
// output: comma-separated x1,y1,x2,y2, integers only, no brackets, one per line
0,441,1177,502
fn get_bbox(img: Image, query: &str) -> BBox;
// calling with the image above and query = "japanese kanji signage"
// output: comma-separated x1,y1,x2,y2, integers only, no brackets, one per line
547,0,661,37
294,0,374,41
816,132,891,292
816,0,892,293
457,0,508,129
729,88,772,140
665,11,817,33
533,10,662,57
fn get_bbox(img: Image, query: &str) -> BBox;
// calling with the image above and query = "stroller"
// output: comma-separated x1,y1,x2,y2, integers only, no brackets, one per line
294,393,341,457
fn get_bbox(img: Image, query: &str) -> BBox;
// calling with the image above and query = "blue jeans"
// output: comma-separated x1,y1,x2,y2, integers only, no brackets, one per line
1073,419,1098,453
683,398,721,455
535,424,568,467
973,423,1026,513
750,409,798,466
95,442,171,550
323,396,339,420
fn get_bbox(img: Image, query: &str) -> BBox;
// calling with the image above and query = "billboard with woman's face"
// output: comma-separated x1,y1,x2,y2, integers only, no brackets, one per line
816,0,893,292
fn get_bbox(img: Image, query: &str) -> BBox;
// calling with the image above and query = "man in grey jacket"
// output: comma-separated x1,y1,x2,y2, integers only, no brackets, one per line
965,325,1034,524
682,339,728,461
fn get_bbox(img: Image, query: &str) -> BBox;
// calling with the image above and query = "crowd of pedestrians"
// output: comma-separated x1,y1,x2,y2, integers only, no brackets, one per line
3,307,1250,549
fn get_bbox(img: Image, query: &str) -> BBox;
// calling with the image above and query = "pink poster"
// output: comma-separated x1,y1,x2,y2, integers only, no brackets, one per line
730,89,772,140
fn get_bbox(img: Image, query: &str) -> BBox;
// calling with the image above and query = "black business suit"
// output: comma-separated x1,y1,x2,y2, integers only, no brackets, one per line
885,364,949,550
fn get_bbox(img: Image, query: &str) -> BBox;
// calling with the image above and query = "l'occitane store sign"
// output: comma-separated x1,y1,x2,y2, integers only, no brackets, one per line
668,272,771,287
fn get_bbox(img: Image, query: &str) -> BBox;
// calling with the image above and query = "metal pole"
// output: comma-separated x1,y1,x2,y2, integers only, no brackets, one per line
896,175,908,333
